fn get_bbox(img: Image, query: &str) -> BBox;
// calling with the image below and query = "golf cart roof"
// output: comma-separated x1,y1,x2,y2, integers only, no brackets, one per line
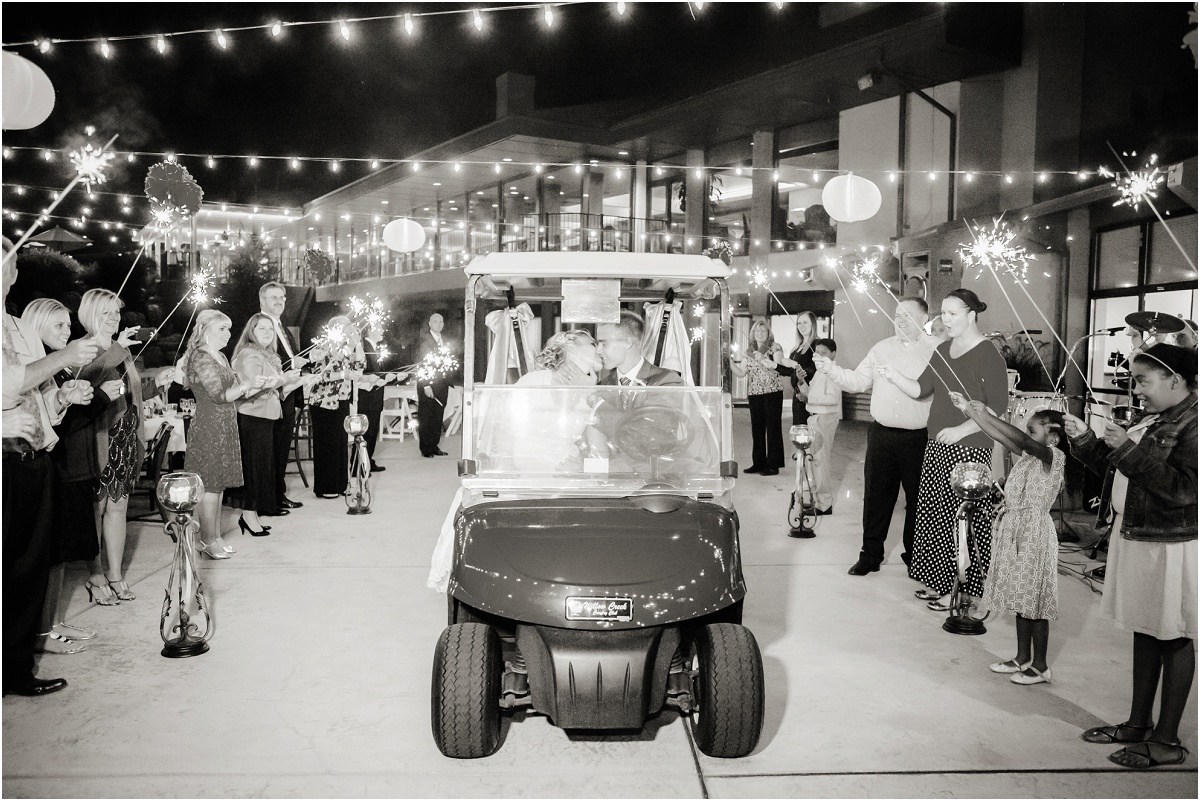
464,252,730,280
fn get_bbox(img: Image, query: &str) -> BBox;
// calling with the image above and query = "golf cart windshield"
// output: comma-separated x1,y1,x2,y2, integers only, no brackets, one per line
462,385,732,496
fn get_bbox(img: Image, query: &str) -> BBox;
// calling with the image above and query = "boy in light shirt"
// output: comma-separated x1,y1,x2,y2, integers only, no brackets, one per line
802,338,842,515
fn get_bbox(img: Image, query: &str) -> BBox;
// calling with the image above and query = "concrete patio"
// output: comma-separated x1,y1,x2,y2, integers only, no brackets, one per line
3,414,1195,798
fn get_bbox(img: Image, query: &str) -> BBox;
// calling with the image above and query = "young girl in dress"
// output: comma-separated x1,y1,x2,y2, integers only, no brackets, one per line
951,393,1068,686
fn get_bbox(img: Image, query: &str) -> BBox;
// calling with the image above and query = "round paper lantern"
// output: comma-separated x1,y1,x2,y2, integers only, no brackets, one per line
821,172,882,223
383,218,426,253
2,51,56,130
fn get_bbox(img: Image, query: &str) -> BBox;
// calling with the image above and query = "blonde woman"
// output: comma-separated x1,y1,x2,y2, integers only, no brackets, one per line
182,310,270,558
76,289,144,604
731,319,785,476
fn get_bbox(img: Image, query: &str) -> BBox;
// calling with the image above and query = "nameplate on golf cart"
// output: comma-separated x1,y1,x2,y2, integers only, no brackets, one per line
565,596,634,622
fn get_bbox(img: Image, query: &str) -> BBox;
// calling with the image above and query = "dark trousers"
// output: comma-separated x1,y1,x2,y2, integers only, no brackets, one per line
747,390,786,469
417,382,448,456
238,414,278,515
3,451,54,688
310,402,350,496
362,408,381,461
860,422,928,566
791,397,810,426
273,390,298,504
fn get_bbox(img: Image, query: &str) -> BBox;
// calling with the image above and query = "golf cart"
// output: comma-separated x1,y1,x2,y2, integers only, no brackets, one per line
431,252,764,759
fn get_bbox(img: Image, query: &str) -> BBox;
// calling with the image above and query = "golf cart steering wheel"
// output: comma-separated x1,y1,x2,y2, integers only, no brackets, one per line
613,404,694,459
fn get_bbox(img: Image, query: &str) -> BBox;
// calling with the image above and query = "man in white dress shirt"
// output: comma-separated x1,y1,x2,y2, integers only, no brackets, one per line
815,296,935,575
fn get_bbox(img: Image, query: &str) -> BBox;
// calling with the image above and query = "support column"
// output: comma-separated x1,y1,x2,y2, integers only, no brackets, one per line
632,160,649,253
684,149,705,255
749,130,776,316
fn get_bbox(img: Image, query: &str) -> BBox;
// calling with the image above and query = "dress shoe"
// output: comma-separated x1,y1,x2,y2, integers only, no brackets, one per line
743,465,762,474
433,449,450,456
847,559,880,576
803,505,832,515
4,677,68,697
279,497,304,509
370,462,386,472
261,508,290,516
317,493,341,499
760,467,779,476
421,452,435,458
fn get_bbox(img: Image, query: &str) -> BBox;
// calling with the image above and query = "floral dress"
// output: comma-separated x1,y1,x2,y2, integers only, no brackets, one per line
981,448,1065,619
185,348,244,492
93,344,143,503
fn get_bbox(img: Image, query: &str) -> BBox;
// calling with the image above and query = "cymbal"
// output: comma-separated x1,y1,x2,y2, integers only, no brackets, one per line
1125,311,1185,334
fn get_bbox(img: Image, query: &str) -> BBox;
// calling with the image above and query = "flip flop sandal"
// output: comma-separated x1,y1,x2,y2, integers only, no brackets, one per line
914,589,942,601
1108,740,1189,770
1082,722,1155,744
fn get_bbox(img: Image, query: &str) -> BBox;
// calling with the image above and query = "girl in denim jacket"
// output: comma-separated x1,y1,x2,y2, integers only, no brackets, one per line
1064,343,1196,770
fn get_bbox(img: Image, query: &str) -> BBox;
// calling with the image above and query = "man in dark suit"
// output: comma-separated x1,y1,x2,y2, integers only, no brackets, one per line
359,322,389,471
416,312,452,458
597,310,683,390
259,282,305,513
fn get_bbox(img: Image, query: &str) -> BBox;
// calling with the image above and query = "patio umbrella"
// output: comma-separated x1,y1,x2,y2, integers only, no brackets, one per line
28,226,91,253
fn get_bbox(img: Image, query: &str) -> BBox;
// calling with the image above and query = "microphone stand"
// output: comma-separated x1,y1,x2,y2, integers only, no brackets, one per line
1056,330,1117,414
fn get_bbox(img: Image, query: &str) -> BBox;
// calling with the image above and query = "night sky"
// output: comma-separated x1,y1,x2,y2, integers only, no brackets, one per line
2,1,842,243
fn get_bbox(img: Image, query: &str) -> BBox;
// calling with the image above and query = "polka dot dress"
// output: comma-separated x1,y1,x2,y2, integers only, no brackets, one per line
909,441,995,597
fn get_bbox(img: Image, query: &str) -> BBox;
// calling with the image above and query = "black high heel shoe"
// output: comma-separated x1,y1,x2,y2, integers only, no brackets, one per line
238,515,270,537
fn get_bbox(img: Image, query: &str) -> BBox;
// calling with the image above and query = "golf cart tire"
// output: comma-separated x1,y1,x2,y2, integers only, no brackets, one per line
431,623,502,759
690,623,765,758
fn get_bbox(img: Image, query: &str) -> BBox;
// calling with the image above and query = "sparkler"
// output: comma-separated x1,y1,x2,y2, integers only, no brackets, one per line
3,132,120,266
135,271,220,361
748,266,792,316
690,326,705,344
958,217,1035,285
69,141,116,193
1102,146,1195,273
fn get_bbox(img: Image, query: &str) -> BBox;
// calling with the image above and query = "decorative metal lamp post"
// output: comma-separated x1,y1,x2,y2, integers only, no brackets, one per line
942,462,994,636
787,424,817,539
344,413,372,515
156,472,211,658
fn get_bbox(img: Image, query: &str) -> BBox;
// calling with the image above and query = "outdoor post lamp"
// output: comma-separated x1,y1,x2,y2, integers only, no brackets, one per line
787,425,817,539
344,413,372,515
156,472,212,658
942,462,995,636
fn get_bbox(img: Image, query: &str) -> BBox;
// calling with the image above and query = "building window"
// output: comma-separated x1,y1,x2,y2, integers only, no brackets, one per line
775,139,838,250
1088,215,1198,396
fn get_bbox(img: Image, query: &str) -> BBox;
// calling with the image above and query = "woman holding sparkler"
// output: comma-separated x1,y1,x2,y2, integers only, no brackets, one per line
182,310,270,558
231,313,316,533
306,315,366,498
731,319,786,476
879,288,1007,610
76,289,145,603
773,311,819,425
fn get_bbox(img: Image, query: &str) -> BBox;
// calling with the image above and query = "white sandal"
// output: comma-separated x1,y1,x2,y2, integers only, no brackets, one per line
36,631,87,654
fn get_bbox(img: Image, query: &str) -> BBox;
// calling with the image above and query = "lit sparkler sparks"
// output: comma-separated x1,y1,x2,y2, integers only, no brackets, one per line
188,271,217,305
416,345,459,382
958,217,1035,285
149,204,177,228
692,302,705,318
69,140,116,192
690,326,705,344
1099,153,1163,210
749,267,770,289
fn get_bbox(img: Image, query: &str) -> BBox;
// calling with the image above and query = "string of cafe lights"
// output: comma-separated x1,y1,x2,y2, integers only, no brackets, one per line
3,2,761,54
3,145,1114,184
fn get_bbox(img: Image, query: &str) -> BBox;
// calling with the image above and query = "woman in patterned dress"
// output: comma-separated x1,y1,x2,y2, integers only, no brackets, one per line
305,315,366,498
183,310,269,559
879,288,1008,609
77,289,145,604
730,319,785,476
953,394,1068,685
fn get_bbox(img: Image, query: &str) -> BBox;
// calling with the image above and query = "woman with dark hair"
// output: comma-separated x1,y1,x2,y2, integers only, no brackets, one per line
306,315,366,499
773,311,818,425
731,318,786,476
1064,343,1195,770
231,313,313,534
880,288,1008,608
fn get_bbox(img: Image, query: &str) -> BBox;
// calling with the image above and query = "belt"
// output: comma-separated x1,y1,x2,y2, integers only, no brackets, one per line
2,447,39,462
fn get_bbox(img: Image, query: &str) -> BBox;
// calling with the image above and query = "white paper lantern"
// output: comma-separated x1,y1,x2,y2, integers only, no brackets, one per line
2,51,56,131
821,172,882,223
382,218,426,253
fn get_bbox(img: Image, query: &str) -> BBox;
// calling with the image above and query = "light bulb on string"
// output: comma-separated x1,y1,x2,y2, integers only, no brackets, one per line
271,21,283,37
215,29,228,49
206,157,216,169
473,10,484,32
338,20,351,41
616,2,626,15
248,156,259,168
99,39,111,58
155,35,167,54
543,5,554,27
404,13,414,36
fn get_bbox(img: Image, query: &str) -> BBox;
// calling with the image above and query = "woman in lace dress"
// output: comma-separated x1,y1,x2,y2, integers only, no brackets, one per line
76,289,144,604
305,315,365,498
183,310,267,559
